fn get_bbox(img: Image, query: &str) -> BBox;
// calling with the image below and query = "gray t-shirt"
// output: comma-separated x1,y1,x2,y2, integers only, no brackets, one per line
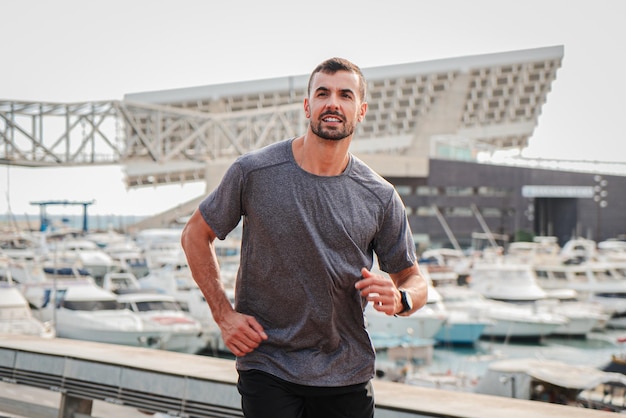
198,138,416,386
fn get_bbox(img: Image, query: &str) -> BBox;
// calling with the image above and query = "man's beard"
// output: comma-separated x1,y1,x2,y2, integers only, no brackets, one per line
310,116,356,141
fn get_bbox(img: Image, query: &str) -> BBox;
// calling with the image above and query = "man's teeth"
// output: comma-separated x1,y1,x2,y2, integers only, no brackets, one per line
324,117,341,122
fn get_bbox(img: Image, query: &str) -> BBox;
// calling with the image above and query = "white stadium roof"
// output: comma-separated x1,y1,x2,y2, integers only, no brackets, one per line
120,45,563,185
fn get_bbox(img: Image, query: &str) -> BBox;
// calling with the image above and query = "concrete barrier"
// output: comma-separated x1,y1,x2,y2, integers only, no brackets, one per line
0,335,610,418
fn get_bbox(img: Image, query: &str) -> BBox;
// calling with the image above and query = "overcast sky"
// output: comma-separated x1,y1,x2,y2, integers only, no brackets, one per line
1,0,624,218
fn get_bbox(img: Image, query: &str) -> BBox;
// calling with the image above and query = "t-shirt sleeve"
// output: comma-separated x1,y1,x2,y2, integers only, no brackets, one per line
374,190,416,274
198,161,245,240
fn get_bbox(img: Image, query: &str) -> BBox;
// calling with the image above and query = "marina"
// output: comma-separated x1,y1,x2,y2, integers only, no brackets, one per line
2,222,626,414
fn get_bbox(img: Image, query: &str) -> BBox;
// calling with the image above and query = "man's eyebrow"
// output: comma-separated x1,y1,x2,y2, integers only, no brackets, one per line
314,86,355,96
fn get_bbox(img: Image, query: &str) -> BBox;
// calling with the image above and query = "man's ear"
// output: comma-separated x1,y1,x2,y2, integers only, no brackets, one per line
304,98,311,119
358,102,368,122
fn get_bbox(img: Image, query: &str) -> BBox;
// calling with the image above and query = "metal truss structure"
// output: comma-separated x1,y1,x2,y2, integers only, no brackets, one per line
0,100,306,187
0,100,124,167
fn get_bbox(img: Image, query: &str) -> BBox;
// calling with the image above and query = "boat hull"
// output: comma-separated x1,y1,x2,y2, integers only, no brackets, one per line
434,320,488,345
482,319,561,338
52,311,206,354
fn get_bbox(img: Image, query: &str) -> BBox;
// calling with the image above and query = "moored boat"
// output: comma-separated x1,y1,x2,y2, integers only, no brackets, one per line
0,284,55,339
116,291,209,354
475,357,626,412
436,286,566,341
470,260,604,336
534,261,626,329
433,309,492,345
25,278,204,353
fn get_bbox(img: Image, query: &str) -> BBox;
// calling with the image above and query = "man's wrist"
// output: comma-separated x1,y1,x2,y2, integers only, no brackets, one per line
394,289,413,316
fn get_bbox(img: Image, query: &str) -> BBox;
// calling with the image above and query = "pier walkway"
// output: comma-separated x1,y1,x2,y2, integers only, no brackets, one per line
0,335,609,418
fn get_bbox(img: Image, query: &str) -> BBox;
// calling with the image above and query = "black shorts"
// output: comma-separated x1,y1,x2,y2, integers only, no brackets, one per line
237,369,375,418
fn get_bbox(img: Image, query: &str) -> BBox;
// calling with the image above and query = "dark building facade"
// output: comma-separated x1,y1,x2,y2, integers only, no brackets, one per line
389,159,625,250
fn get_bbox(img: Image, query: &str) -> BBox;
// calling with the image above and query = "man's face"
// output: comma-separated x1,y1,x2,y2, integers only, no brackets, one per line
305,70,367,141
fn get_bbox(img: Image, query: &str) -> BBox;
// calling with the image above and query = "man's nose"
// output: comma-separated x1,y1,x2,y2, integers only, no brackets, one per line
325,94,340,109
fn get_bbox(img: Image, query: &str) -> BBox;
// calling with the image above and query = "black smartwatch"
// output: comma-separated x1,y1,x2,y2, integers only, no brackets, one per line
397,290,413,315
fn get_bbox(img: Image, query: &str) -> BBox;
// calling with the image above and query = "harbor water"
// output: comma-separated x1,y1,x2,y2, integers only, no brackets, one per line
386,329,624,389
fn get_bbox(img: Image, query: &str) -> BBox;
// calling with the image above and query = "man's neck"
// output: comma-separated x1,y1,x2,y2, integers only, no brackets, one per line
293,133,351,176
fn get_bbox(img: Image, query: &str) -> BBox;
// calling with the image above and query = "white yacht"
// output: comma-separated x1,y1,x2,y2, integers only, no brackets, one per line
419,248,472,284
138,259,223,351
469,260,605,336
3,247,48,284
102,271,212,353
44,237,124,280
98,237,150,279
469,261,548,302
134,228,185,269
436,286,566,340
597,239,626,263
506,236,562,265
0,260,55,339
30,280,203,351
534,261,626,328
116,291,208,354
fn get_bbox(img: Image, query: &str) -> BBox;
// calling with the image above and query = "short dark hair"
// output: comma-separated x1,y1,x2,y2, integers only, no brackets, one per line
307,58,367,102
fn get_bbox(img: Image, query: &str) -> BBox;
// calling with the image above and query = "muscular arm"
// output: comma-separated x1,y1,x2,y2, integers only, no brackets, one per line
355,262,428,316
181,210,267,355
